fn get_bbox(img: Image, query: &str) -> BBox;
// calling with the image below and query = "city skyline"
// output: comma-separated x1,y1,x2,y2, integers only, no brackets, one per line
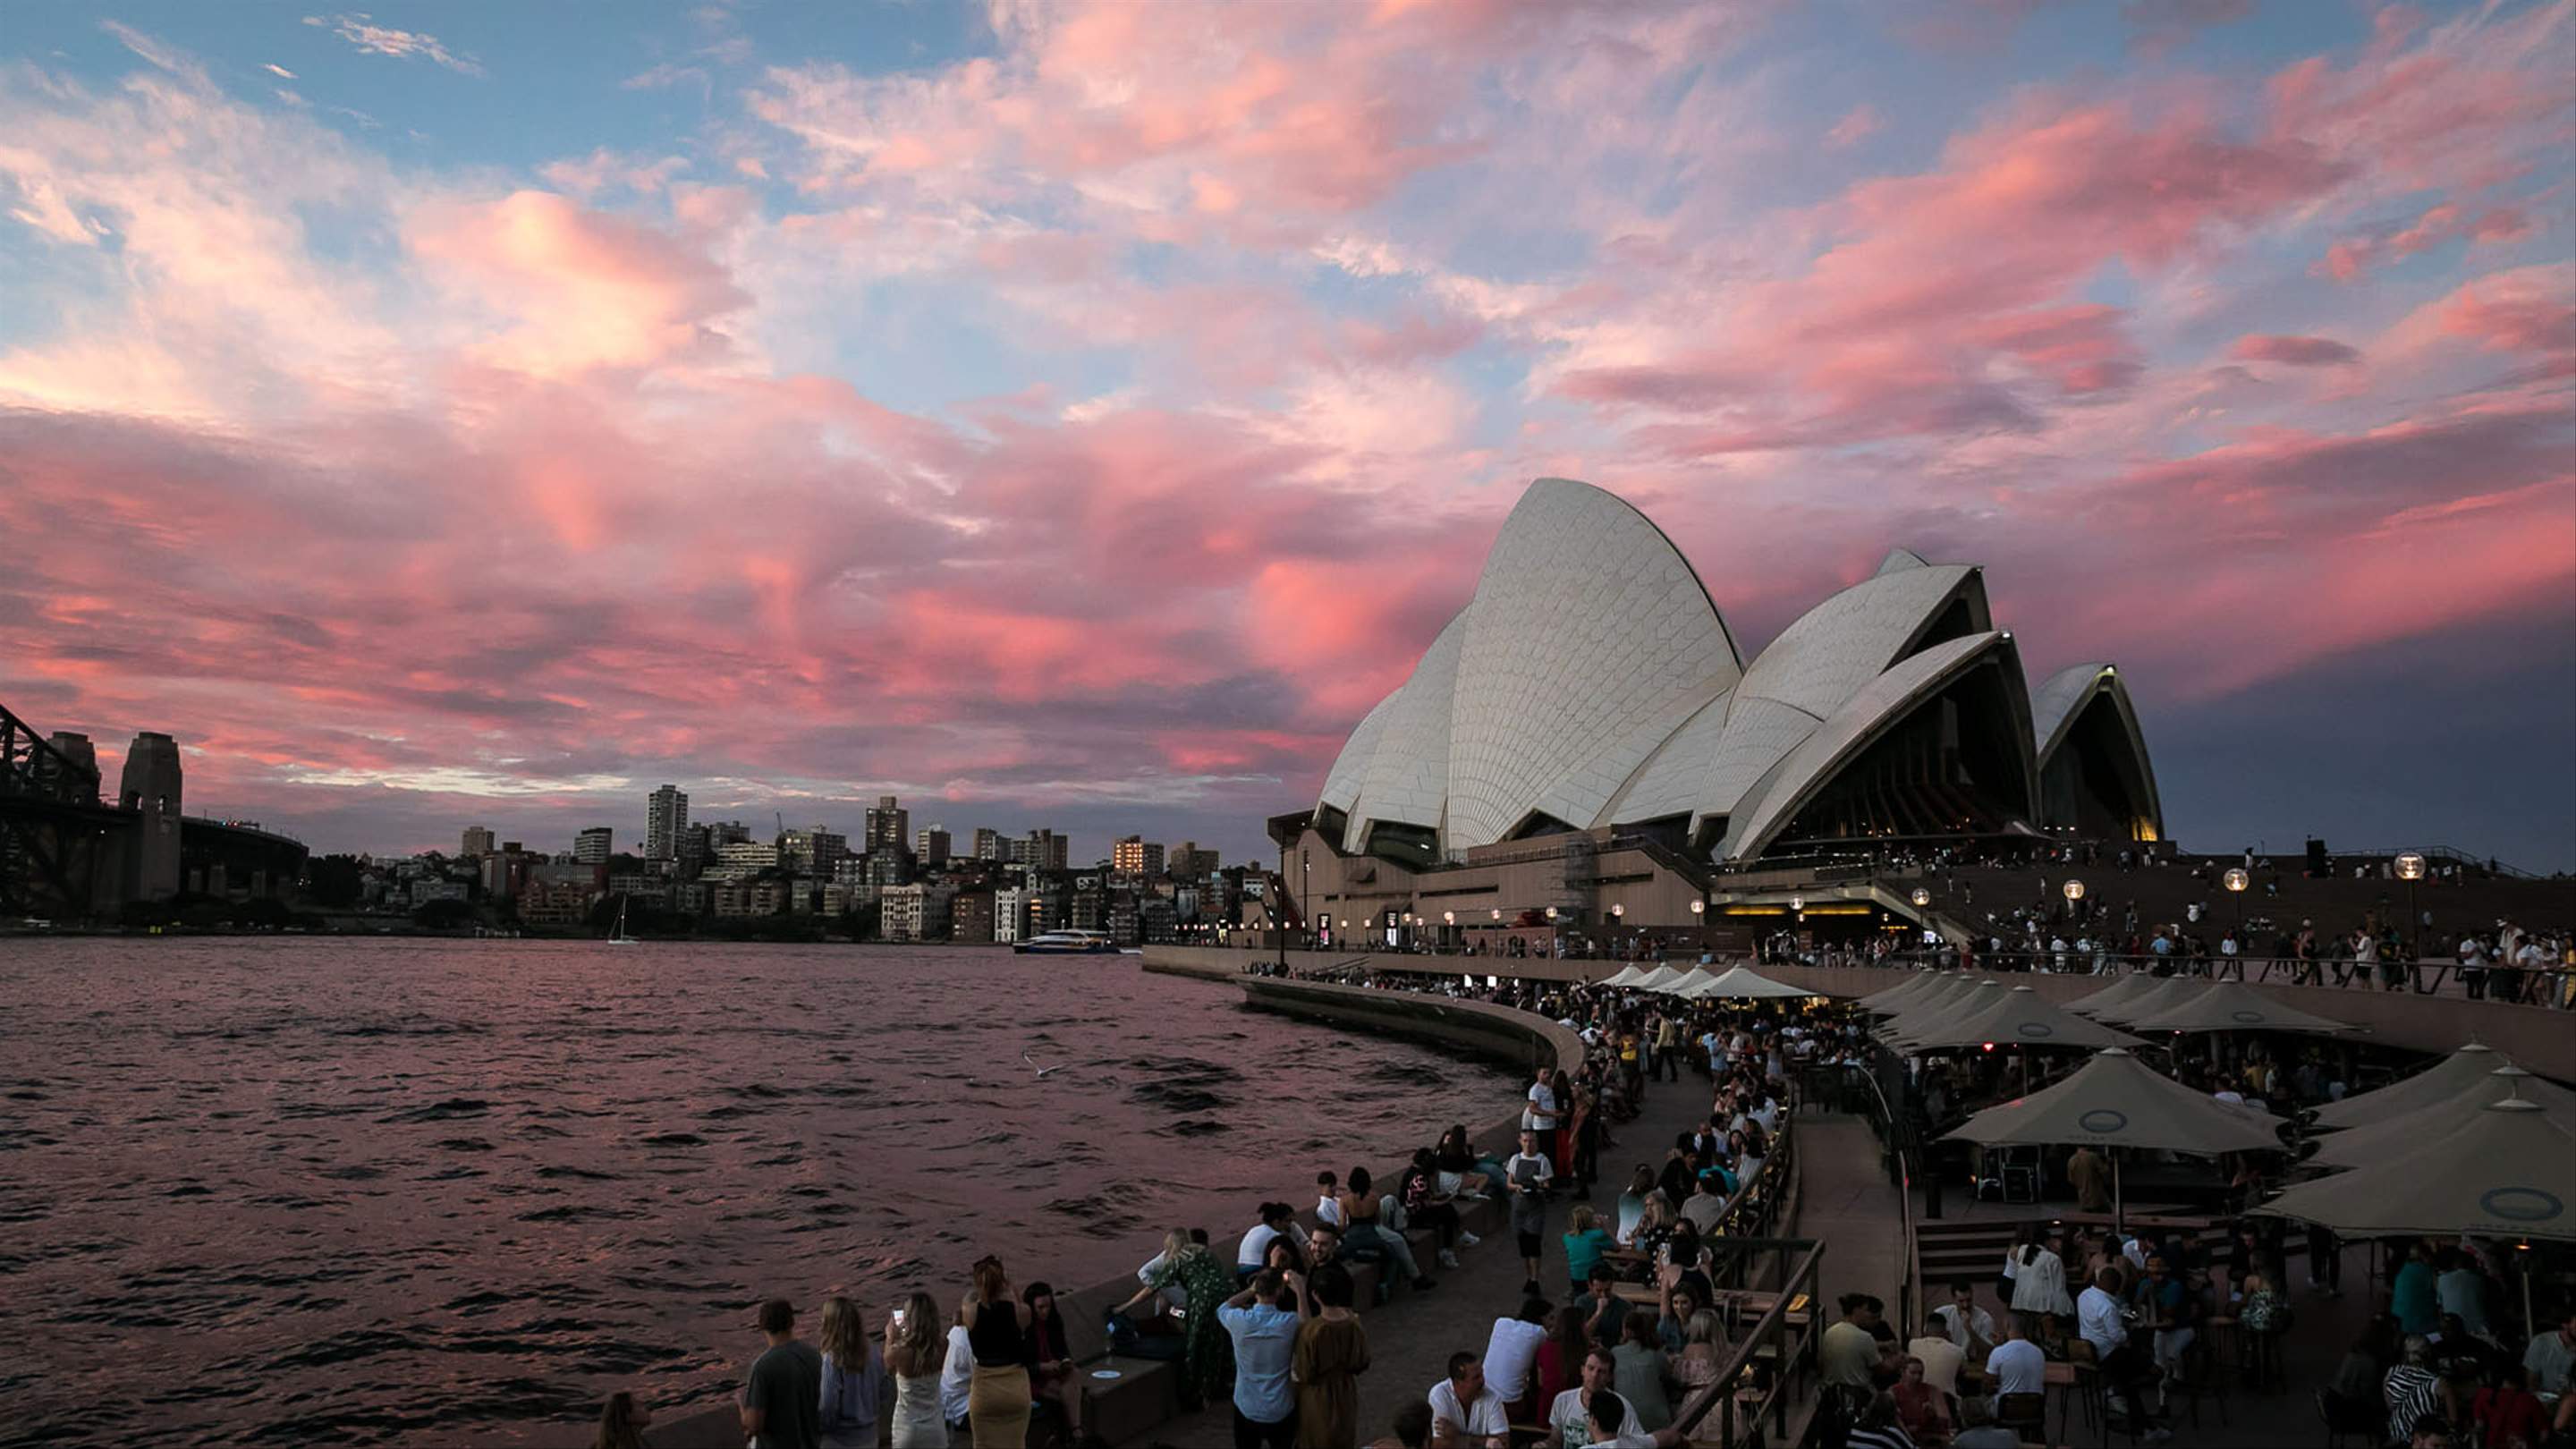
3,3,2572,870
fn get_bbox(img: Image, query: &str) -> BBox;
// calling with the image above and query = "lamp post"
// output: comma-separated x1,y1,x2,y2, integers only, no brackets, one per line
2395,852,2426,973
2223,866,2248,935
1443,910,1455,953
2062,877,2085,927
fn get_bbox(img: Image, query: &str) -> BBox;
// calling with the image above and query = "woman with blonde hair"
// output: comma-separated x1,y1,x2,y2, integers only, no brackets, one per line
884,1291,949,1447
960,1256,1034,1446
594,1391,650,1449
1671,1309,1727,1394
818,1297,887,1448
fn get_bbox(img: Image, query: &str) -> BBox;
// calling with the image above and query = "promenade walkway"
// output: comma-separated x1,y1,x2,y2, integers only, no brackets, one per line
1139,1064,1716,1447
1783,1114,1900,1319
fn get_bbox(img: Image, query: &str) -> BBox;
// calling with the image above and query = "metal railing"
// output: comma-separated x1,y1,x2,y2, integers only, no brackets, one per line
1668,1234,1826,1449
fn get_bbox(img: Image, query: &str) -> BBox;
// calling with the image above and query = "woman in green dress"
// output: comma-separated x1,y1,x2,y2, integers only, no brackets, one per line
1116,1233,1234,1408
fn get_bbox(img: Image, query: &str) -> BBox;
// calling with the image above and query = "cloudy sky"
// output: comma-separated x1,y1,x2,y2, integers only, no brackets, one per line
2,0,2570,869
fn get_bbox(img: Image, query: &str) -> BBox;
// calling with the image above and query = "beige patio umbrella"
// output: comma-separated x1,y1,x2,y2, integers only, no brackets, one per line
2309,1067,2576,1169
1944,1046,2287,1230
2124,979,2354,1036
2064,971,2165,1019
2092,974,2207,1024
2256,1098,2576,1242
1885,978,2004,1040
1897,986,2148,1052
1688,963,1821,1001
1859,972,1953,1012
2310,1043,2504,1130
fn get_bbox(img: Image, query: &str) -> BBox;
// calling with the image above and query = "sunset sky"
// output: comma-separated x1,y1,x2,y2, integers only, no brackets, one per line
2,1,2571,869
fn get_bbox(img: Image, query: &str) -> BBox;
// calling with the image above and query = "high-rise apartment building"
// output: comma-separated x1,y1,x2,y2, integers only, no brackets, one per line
971,827,1005,861
992,886,1026,943
864,796,909,858
1112,836,1164,878
573,826,614,864
646,785,689,860
1169,842,1220,877
915,826,951,867
1012,829,1070,871
780,826,848,877
462,826,495,859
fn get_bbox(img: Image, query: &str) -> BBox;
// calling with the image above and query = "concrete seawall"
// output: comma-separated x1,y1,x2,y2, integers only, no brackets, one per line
640,956,1576,1447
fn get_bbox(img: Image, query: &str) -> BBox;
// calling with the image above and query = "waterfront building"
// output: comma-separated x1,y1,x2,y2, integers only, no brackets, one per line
879,882,953,942
993,886,1027,943
646,785,688,860
780,825,847,877
864,796,909,859
409,877,468,906
606,871,671,908
1112,835,1164,878
708,840,778,880
1276,478,2164,936
461,825,495,859
572,826,614,864
517,874,596,926
711,880,785,917
949,888,994,943
916,825,951,867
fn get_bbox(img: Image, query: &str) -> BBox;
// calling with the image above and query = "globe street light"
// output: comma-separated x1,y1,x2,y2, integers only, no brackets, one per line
2394,852,2426,967
1911,886,1931,908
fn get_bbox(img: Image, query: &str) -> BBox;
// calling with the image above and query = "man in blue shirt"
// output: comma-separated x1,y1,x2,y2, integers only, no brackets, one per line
1217,1269,1308,1449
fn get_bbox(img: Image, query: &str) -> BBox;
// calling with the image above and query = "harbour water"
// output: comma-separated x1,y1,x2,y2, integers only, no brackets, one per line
0,938,1511,1446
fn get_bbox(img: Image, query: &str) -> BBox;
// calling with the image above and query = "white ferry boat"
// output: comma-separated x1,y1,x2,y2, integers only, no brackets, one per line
1013,929,1123,955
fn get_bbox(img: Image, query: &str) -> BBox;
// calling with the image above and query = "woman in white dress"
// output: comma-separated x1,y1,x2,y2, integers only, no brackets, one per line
884,1291,950,1448
2009,1231,2074,1342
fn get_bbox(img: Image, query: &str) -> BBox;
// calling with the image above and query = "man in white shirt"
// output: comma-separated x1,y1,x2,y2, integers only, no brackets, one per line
1546,1345,1682,1449
2080,1265,2168,1439
1428,1352,1510,1449
1907,1327,1965,1398
1982,1316,2045,1408
1480,1300,1550,1418
1932,1282,1996,1358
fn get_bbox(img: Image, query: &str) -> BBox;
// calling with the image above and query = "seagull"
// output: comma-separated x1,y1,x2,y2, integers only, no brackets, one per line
1022,1049,1059,1080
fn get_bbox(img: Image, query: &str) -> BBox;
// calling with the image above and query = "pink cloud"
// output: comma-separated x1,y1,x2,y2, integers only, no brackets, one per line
1825,104,1883,149
406,190,750,377
2228,334,2361,366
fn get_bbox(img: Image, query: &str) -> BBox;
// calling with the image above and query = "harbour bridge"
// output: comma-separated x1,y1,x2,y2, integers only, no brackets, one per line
0,699,308,919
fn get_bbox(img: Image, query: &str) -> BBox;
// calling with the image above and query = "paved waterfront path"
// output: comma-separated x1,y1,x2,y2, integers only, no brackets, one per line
1784,1114,1902,1318
1138,1064,1716,1447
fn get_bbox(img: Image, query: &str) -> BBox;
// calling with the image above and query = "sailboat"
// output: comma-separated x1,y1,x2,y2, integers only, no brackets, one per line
606,893,639,945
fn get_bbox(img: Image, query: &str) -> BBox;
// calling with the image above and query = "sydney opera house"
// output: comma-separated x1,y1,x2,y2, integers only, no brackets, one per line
1268,478,2164,942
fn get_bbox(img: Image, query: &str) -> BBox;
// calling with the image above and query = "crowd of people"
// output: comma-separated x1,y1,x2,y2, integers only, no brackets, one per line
592,945,2572,1449
596,977,1828,1449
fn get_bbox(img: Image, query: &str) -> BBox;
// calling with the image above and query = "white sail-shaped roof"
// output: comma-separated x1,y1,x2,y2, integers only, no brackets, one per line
1302,478,2149,865
1600,686,1734,826
1341,615,1465,850
1440,479,1742,850
1318,691,1396,814
1720,631,2032,860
